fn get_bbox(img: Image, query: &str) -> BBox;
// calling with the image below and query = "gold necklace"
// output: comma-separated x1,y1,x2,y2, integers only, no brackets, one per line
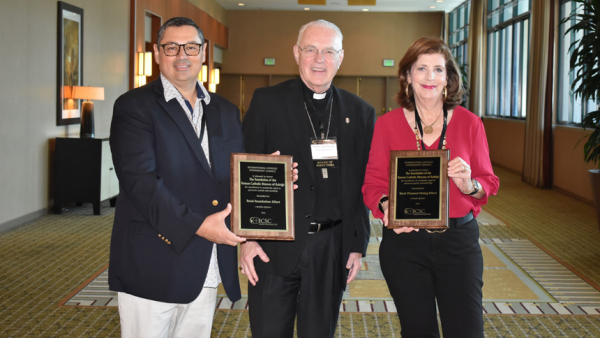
418,108,442,134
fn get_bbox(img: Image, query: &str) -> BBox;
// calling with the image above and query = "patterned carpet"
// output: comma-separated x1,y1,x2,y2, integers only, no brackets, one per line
1,166,600,337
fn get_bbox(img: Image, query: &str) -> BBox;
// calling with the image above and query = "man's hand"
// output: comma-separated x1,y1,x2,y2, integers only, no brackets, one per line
346,252,363,284
240,240,270,286
196,203,246,246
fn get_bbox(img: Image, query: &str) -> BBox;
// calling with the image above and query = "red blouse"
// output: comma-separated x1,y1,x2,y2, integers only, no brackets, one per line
362,106,499,219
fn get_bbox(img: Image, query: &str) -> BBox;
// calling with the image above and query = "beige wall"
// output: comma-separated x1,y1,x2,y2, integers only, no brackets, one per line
483,118,526,173
0,0,129,228
222,11,443,76
482,118,595,203
553,125,595,202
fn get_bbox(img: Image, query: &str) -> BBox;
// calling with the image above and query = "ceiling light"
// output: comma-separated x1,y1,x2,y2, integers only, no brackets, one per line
436,0,443,2
363,8,369,11
430,6,435,8
304,7,310,10
238,3,244,6
298,0,326,5
348,0,376,5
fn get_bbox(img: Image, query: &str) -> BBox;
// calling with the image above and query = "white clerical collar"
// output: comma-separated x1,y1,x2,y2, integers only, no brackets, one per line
313,92,327,100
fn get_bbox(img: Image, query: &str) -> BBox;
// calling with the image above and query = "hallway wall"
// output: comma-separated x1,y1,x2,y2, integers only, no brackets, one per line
222,10,443,77
484,118,594,203
0,0,130,229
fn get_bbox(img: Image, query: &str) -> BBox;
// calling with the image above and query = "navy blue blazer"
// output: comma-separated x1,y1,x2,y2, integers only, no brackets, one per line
108,79,243,304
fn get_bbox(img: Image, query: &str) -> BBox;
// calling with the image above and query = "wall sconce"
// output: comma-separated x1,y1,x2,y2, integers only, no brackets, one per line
212,68,220,85
72,86,105,138
137,51,152,87
207,68,220,93
199,65,208,82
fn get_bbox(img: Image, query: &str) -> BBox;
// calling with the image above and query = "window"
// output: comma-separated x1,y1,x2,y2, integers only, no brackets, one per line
485,0,530,118
557,0,597,125
449,1,470,74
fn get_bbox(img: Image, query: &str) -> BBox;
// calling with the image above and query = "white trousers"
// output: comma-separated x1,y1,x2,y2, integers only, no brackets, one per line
118,287,218,338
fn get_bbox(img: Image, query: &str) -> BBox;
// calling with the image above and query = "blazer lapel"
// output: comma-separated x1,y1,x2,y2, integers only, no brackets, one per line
286,79,315,180
154,81,214,179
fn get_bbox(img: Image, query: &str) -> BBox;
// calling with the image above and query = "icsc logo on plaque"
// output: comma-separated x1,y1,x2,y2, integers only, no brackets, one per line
404,208,430,216
249,217,275,226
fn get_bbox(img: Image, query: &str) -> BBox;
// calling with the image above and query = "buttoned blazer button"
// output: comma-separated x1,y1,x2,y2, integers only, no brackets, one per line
212,200,218,206
309,185,315,191
305,213,311,218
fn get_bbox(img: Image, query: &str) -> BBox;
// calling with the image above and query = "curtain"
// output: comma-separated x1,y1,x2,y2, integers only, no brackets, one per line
466,0,486,115
522,0,554,188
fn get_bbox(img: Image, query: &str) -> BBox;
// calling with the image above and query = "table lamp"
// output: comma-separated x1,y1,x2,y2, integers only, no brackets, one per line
72,86,105,138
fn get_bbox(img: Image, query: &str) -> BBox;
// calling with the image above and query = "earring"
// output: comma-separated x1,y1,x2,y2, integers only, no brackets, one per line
443,86,447,101
405,84,410,97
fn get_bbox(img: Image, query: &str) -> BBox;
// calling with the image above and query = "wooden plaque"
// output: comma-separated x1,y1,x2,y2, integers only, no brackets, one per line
231,153,295,240
388,150,449,229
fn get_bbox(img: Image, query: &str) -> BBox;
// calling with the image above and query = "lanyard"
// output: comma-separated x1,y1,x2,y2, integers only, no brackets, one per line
199,110,207,143
304,97,334,140
414,107,448,150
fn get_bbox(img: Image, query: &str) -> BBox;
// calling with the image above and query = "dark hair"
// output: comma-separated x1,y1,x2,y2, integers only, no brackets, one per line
157,17,204,45
395,37,464,111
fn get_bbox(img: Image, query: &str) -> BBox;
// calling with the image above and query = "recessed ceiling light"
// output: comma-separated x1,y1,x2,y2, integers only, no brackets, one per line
436,0,443,2
430,6,435,8
304,7,310,10
363,8,369,11
238,3,244,6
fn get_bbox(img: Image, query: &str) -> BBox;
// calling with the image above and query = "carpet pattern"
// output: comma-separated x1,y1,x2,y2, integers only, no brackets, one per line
62,235,600,315
1,167,600,337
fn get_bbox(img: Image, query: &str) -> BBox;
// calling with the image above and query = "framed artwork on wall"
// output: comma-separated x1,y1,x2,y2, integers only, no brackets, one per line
56,1,83,126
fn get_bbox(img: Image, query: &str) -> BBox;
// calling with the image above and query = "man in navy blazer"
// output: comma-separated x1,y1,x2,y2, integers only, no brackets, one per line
108,17,246,337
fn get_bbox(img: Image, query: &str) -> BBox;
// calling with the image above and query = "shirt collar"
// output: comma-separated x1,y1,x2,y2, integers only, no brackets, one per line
301,80,333,102
160,74,211,105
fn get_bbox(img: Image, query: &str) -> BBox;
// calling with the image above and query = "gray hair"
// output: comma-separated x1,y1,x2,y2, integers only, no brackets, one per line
296,20,343,49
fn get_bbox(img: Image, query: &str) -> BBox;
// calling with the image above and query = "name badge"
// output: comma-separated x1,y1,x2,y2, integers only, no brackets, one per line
310,138,338,160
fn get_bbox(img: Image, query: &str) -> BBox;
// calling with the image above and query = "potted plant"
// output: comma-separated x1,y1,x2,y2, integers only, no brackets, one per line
561,0,600,228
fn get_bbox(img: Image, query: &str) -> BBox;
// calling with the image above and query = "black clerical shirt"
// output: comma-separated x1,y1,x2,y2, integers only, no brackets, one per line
301,82,342,223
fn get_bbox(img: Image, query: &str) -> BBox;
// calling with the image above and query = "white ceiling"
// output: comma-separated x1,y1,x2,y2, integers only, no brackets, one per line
216,0,465,13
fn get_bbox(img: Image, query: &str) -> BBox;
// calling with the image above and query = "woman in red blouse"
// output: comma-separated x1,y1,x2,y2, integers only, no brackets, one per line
362,38,499,337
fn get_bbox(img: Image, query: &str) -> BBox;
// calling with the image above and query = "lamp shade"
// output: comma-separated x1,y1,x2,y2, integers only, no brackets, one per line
72,86,105,101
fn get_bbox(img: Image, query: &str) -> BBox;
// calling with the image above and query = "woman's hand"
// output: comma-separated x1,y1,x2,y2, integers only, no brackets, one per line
448,156,472,193
380,196,419,234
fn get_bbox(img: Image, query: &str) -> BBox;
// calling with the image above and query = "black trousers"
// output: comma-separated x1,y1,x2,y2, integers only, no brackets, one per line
248,224,345,338
380,218,484,338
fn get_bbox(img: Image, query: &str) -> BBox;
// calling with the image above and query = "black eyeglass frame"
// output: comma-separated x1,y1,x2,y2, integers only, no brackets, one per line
159,43,204,56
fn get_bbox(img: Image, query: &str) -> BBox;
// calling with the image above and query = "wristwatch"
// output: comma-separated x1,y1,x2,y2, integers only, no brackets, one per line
468,179,481,196
378,196,389,213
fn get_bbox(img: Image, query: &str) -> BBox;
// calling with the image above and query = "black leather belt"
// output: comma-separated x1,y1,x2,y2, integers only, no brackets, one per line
449,211,474,228
425,211,474,233
308,220,342,234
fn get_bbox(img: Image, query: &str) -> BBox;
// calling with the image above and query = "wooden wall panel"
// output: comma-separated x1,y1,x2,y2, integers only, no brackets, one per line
223,11,442,77
130,0,229,89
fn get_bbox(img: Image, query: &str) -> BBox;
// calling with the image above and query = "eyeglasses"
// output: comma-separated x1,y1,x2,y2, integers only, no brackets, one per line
297,46,341,60
160,43,203,56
